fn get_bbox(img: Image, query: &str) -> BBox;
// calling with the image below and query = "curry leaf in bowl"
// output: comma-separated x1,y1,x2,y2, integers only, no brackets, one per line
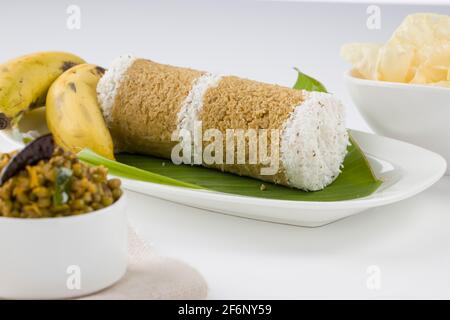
53,167,73,205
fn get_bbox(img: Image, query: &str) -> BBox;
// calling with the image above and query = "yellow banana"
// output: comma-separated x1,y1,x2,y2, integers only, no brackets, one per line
0,51,85,129
46,64,115,160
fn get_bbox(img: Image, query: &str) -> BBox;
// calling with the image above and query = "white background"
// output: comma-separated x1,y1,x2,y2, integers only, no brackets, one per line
0,0,450,299
1,0,448,131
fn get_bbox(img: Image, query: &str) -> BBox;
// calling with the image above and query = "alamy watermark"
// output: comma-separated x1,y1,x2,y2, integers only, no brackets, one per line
366,5,381,30
171,121,280,176
366,265,381,291
66,265,82,290
66,5,81,30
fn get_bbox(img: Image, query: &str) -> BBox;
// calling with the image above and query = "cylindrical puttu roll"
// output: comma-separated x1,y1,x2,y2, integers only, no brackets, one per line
97,55,349,191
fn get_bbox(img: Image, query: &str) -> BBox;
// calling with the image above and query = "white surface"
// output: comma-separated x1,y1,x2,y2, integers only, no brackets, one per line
100,130,445,227
346,72,450,175
126,175,450,299
0,194,128,299
2,132,448,298
108,130,450,298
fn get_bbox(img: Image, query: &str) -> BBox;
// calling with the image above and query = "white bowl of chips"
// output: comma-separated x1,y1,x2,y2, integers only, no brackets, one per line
345,71,450,174
342,12,450,174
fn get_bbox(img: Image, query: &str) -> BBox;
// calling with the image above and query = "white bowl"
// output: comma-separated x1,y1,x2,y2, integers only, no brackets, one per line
345,71,450,174
0,194,128,299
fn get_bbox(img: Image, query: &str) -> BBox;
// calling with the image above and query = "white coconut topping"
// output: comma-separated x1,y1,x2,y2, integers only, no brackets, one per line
97,54,137,126
280,91,349,191
177,73,222,150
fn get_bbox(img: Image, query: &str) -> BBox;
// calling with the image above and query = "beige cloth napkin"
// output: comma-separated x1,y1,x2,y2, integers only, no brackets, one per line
0,144,208,300
83,228,208,300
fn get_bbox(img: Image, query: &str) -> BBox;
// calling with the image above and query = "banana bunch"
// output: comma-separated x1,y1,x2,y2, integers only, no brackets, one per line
0,52,114,159
0,52,85,128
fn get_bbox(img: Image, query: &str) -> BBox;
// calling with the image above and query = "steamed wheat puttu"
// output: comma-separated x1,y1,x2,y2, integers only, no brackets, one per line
97,55,349,191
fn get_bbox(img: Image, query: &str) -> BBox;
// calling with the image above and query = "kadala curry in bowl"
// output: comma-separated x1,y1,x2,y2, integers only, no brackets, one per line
0,134,128,299
0,135,123,218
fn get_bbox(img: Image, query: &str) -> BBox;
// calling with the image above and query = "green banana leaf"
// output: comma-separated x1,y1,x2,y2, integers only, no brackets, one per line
78,70,382,201
293,68,328,93
79,134,381,202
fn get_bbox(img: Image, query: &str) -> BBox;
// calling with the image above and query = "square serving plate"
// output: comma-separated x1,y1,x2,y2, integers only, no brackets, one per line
113,130,447,227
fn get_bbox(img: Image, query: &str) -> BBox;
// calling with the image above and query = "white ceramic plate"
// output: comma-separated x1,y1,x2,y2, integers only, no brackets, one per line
117,130,446,227
1,130,446,227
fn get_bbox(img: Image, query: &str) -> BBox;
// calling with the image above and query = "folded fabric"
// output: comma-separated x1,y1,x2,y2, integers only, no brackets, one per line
82,227,208,300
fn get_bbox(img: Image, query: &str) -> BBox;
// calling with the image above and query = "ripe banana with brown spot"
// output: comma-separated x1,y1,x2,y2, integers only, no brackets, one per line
46,64,115,160
0,52,86,129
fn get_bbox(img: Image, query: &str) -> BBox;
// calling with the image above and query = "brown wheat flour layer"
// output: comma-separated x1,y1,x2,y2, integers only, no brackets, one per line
200,76,305,185
97,55,349,191
98,57,204,158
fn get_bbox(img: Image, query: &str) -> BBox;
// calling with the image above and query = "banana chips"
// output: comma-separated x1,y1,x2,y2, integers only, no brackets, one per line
341,13,450,87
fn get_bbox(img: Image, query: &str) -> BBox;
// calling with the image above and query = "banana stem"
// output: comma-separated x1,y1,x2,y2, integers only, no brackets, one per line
0,113,10,130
